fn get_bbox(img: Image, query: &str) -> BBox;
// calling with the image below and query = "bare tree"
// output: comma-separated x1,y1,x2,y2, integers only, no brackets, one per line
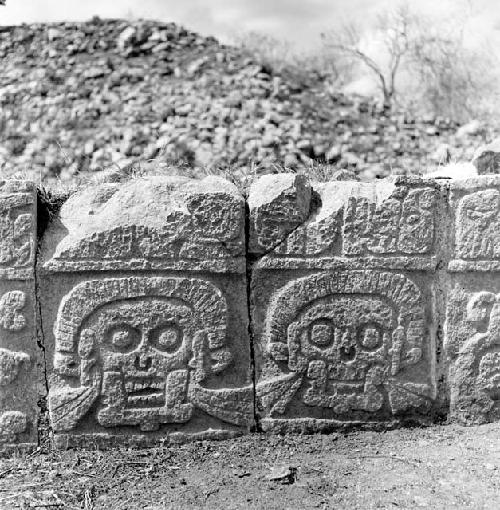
405,4,498,121
321,4,414,111
232,30,353,91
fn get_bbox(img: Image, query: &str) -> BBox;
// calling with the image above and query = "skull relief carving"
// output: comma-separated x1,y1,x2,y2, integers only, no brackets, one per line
87,298,196,430
288,296,394,412
49,277,232,433
264,271,432,417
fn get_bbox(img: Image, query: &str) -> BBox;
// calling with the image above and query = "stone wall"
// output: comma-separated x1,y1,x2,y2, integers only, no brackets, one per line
2,173,500,451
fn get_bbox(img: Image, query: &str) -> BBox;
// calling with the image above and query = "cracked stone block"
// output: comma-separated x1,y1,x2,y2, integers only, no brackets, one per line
0,180,39,451
38,175,253,448
251,175,441,433
248,173,312,255
446,176,500,424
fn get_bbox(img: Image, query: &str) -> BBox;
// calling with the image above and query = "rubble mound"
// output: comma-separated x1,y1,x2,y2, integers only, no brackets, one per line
0,18,493,181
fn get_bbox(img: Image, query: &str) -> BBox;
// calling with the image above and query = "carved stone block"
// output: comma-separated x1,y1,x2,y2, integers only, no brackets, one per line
445,281,500,424
448,176,500,272
249,175,439,432
39,176,252,448
0,181,39,451
253,270,436,432
446,176,500,423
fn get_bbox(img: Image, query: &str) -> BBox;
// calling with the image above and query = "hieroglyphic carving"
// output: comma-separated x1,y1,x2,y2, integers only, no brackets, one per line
455,189,500,260
260,271,433,420
0,286,36,449
344,187,436,256
0,290,27,331
0,186,35,272
48,276,252,433
0,181,37,450
449,291,500,423
42,176,246,272
271,212,340,257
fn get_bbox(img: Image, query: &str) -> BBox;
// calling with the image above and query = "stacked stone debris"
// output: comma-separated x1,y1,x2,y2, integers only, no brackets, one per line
0,18,494,183
3,168,500,451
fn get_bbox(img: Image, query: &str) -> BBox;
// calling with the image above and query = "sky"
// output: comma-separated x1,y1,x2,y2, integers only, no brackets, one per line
1,0,499,49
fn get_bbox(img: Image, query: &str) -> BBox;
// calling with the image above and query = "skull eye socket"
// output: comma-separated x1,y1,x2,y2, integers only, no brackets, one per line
150,324,183,354
358,324,383,351
106,324,141,353
308,319,334,349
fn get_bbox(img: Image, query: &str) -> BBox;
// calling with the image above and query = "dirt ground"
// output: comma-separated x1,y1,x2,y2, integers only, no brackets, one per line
1,423,500,509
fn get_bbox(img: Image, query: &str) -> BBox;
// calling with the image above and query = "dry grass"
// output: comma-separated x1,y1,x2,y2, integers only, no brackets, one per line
33,153,367,199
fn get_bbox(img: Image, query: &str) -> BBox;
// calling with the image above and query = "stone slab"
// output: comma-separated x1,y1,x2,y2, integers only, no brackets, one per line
248,175,443,261
248,175,441,432
40,175,246,273
29,170,500,438
445,276,500,424
39,176,253,448
0,180,37,279
0,180,39,451
445,176,500,423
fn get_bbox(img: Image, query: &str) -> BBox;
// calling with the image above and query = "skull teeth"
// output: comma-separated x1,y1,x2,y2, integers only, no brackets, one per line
124,377,165,408
127,393,164,407
125,378,164,393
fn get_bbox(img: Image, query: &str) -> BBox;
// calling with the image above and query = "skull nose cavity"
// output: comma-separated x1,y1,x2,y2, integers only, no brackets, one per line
134,353,152,371
340,345,356,362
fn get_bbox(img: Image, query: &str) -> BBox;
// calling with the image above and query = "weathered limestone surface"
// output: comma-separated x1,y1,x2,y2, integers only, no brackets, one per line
38,176,253,448
7,170,500,450
250,176,443,433
41,175,246,273
446,176,500,424
247,174,312,255
0,180,39,451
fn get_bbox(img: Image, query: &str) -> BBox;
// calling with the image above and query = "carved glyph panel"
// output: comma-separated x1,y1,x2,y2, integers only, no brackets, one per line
0,290,27,331
0,284,37,449
455,189,500,260
0,182,37,448
343,187,436,256
0,348,30,386
0,193,34,272
42,176,246,273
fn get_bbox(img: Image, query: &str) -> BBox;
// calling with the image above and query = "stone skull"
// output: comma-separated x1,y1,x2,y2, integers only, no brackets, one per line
287,295,395,412
79,297,197,431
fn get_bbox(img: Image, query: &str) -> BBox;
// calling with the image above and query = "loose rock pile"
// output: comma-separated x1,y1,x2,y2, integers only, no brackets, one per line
0,18,495,182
